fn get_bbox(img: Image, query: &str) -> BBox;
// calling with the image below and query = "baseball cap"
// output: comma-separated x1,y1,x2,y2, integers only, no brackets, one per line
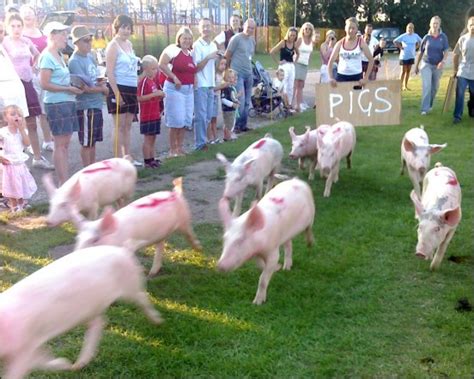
71,25,93,44
43,21,69,36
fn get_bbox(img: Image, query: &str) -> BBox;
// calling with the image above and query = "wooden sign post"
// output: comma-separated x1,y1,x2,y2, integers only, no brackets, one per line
315,80,402,126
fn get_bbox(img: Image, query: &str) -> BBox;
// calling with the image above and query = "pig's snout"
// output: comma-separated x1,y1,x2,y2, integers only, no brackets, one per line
418,167,426,176
322,167,330,177
217,257,234,272
289,153,296,159
415,251,427,260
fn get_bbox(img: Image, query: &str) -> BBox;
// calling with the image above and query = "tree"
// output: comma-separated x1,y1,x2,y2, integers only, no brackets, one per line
275,0,295,29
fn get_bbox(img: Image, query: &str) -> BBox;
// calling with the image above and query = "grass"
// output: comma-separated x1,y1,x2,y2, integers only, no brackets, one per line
0,74,473,378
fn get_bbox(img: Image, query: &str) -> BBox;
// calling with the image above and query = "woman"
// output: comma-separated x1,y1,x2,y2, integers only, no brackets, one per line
158,26,197,157
20,4,54,154
92,28,108,66
414,16,449,115
106,15,140,164
3,13,54,170
394,23,422,91
320,29,337,84
293,22,316,111
270,27,299,110
327,17,374,87
39,22,83,185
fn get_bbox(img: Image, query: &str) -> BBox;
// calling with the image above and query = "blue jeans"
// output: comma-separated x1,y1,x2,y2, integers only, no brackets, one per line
453,76,474,121
194,87,214,149
420,62,443,113
235,72,253,130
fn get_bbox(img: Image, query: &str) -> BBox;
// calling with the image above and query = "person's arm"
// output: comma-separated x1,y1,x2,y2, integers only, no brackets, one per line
269,40,284,65
452,40,461,76
158,47,182,89
293,43,300,63
17,117,30,146
437,34,450,70
137,78,163,101
69,59,108,95
194,47,219,72
327,40,341,87
414,37,426,74
359,38,374,84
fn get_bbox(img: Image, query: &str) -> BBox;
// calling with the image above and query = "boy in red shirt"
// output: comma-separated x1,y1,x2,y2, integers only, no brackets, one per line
137,55,165,168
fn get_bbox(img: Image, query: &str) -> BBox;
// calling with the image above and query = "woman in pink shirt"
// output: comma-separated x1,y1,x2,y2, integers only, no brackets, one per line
3,13,54,170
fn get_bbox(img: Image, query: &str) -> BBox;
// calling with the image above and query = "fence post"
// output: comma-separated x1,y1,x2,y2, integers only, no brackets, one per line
142,24,147,55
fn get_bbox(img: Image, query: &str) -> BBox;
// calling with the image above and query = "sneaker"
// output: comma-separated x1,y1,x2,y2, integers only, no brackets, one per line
209,140,216,145
230,133,238,140
32,156,54,170
453,118,461,124
42,141,54,151
26,145,34,155
300,103,309,111
421,111,427,116
133,160,143,167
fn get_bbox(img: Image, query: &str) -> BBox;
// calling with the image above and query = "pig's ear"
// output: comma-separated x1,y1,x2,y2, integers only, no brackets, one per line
410,190,423,219
216,153,230,170
316,130,325,149
246,204,265,231
429,143,447,155
69,180,82,203
42,173,57,198
99,207,117,236
442,207,461,227
288,126,295,138
219,197,232,230
403,138,415,153
244,158,256,172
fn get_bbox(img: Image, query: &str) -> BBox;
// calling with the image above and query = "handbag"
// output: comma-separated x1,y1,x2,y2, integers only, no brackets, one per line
442,75,457,113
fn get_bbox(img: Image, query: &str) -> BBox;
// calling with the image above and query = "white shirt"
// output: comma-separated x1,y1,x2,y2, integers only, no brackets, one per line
192,38,217,87
296,39,313,66
361,35,379,62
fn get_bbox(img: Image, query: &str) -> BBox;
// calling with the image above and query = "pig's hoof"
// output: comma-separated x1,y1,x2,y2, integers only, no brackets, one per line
150,312,164,325
308,175,314,181
252,297,265,305
48,357,72,370
282,263,292,271
71,361,87,371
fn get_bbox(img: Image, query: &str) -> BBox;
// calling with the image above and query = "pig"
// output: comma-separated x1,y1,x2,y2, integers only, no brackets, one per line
410,163,462,271
288,124,331,180
74,177,202,277
401,126,447,197
218,178,315,305
0,244,162,379
43,157,137,226
316,121,356,197
216,133,283,216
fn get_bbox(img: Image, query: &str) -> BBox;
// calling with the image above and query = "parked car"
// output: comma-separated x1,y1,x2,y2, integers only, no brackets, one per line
39,11,76,56
372,27,400,53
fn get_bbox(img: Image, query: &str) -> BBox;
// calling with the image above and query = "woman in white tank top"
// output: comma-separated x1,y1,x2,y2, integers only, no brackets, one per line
327,17,374,86
293,22,319,112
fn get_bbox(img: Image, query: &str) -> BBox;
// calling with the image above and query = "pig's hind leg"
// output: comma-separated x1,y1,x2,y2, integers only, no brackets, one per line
346,151,352,169
282,240,293,270
148,241,165,277
72,316,106,370
181,224,202,251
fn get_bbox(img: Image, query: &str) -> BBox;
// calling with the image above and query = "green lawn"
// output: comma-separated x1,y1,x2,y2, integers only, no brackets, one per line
0,75,473,378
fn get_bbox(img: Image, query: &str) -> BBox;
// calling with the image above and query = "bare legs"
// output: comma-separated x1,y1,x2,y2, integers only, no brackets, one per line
293,79,305,111
142,135,156,160
112,112,134,157
80,146,97,167
26,116,41,160
400,64,413,90
53,134,72,185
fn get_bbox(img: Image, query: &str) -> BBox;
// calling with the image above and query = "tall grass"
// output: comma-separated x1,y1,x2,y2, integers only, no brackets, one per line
0,75,472,378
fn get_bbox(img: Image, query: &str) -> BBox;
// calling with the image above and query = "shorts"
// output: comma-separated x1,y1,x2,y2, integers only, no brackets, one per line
163,81,194,128
294,62,308,81
336,72,363,82
32,73,45,114
400,58,415,66
77,108,104,147
44,102,79,136
106,83,138,115
140,119,161,135
21,80,42,117
211,94,219,118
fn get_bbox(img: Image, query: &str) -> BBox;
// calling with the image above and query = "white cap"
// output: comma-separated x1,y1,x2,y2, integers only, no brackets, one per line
43,21,69,35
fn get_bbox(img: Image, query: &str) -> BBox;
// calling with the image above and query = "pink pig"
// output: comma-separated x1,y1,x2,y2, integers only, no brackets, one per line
401,126,446,196
410,163,462,271
217,133,283,216
0,245,162,379
43,157,137,226
288,124,331,180
218,178,315,305
74,177,202,277
316,121,356,197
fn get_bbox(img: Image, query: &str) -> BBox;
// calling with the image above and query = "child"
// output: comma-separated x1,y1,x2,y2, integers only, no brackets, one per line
221,69,240,141
273,69,294,113
208,55,228,143
0,105,37,212
137,55,165,168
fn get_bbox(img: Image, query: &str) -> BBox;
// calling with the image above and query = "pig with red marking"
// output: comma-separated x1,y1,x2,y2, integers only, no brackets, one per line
401,126,447,196
43,157,137,226
410,163,462,271
216,133,283,216
316,121,356,197
0,244,162,379
288,124,331,180
74,177,201,277
218,178,315,305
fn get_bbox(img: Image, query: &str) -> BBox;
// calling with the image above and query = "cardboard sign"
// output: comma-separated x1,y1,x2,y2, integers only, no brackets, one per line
315,80,401,126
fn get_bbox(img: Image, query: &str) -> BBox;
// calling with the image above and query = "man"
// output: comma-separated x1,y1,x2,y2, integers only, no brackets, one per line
214,14,243,50
452,16,474,124
224,18,256,133
0,21,28,122
192,18,219,151
68,25,108,166
362,24,380,80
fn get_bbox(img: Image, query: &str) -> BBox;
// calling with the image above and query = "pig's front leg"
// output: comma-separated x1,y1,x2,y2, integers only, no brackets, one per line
149,241,165,277
308,157,317,180
87,203,99,220
232,193,244,217
400,157,406,175
253,249,280,305
323,171,335,197
255,180,264,199
265,172,275,194
282,240,293,270
305,226,315,247
298,157,305,170
430,228,456,271
132,291,163,324
72,316,105,370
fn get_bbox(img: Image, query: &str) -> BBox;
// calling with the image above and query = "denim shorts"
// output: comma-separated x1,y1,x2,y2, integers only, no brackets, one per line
163,81,194,128
44,102,79,136
211,93,219,118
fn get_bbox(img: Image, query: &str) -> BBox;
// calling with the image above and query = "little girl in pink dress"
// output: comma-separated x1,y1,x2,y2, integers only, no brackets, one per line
0,105,37,212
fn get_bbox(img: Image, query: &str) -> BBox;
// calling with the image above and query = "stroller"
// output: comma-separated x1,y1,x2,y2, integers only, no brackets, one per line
249,61,288,118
